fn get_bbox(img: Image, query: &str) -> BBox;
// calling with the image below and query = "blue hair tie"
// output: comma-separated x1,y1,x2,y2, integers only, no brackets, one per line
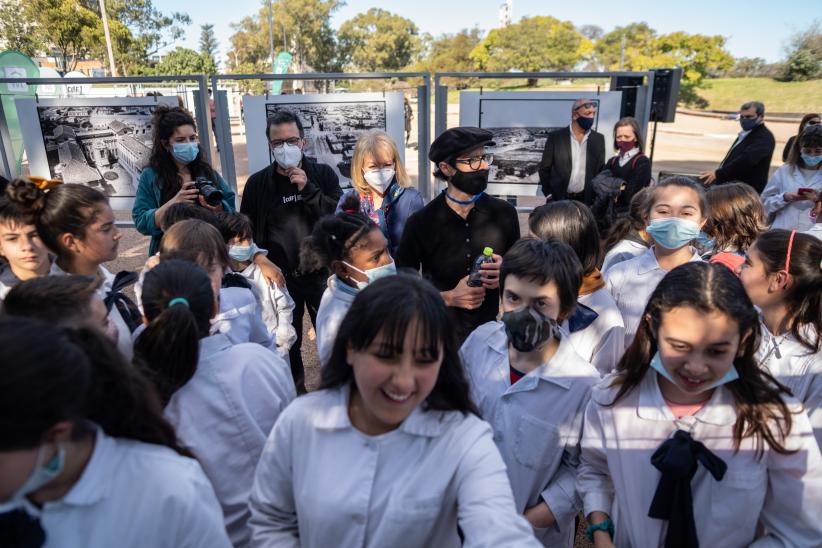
168,297,190,308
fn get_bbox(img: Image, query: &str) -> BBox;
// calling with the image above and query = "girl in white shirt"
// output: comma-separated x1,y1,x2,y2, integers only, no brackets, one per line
761,124,822,231
530,200,625,376
303,196,396,366
737,229,822,448
600,187,651,272
579,261,822,548
605,177,706,347
249,274,541,548
0,317,231,548
6,179,136,359
135,259,295,547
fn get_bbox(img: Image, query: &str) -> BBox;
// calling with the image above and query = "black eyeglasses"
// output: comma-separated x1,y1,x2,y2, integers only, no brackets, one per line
454,154,493,170
574,102,597,111
269,137,301,148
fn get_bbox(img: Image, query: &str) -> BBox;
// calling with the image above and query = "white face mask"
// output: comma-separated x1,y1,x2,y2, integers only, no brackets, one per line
0,444,65,512
363,167,395,194
272,142,303,169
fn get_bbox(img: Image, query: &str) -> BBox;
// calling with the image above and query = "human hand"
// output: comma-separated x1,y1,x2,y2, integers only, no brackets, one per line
797,188,820,202
443,276,485,310
171,181,199,205
254,253,285,288
478,253,503,289
699,171,717,186
286,167,308,192
783,192,804,203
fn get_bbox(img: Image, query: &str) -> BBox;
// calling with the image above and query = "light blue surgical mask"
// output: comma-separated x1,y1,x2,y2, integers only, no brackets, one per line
171,142,199,164
0,444,65,512
342,259,397,290
800,152,822,167
695,231,715,253
646,217,701,250
649,351,739,394
229,242,261,263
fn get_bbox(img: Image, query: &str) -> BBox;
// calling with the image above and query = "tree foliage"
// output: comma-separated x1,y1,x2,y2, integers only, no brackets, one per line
780,19,822,81
412,28,483,76
0,0,42,57
153,46,217,77
199,23,219,69
337,8,420,72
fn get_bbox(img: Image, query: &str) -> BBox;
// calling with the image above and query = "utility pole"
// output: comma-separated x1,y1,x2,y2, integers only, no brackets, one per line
99,0,117,76
619,34,625,71
266,0,276,73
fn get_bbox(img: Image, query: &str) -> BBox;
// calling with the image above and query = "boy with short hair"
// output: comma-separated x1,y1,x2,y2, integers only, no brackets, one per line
0,197,51,299
460,238,600,547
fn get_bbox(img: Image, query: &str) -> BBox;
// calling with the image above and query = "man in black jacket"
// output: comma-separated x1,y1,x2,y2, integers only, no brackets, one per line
240,111,343,391
537,98,606,205
701,101,775,193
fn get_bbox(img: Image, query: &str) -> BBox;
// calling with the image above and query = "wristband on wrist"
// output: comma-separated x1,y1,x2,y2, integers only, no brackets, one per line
585,517,614,542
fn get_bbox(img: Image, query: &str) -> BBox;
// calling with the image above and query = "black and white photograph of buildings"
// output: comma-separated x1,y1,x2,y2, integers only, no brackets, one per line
486,127,558,184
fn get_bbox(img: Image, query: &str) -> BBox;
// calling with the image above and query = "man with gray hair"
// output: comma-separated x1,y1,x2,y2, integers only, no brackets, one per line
538,98,605,204
700,100,775,193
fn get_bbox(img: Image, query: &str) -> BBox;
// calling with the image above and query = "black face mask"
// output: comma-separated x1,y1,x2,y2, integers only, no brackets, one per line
450,168,489,196
501,306,558,353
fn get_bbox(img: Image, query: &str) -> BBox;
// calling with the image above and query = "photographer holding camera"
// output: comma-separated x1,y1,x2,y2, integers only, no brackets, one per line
133,105,237,257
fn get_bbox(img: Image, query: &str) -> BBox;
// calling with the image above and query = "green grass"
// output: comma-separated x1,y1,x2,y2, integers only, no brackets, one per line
696,78,822,114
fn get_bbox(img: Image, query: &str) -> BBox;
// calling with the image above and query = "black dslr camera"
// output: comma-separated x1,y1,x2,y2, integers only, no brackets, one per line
193,176,223,207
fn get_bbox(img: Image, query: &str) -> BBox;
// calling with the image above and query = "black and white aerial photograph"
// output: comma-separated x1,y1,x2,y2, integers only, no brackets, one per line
486,127,557,184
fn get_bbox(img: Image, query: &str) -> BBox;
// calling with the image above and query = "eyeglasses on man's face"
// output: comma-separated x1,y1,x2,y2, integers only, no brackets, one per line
454,153,494,170
269,137,302,148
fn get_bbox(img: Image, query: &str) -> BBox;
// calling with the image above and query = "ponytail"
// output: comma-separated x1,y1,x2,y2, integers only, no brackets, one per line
603,187,650,256
299,195,377,273
134,259,214,405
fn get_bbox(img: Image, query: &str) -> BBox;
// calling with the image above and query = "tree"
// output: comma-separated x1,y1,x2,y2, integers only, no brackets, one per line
594,22,657,69
337,8,420,71
780,19,822,81
23,0,104,72
470,16,589,86
0,0,42,56
153,46,217,76
579,24,603,41
412,28,483,79
199,23,219,69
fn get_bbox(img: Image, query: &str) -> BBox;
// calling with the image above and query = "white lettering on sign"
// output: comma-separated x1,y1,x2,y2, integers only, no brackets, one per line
4,67,28,92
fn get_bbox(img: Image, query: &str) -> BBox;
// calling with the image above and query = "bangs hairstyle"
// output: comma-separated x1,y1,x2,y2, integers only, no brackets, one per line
3,275,101,325
350,130,411,194
159,219,230,271
219,212,254,243
500,238,583,321
5,178,109,259
645,175,708,220
611,262,796,455
321,274,479,416
0,195,36,228
705,183,766,253
613,116,645,152
788,124,822,168
752,229,822,352
529,200,602,274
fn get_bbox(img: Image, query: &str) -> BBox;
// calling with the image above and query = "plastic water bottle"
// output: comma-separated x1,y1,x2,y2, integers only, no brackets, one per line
468,247,494,287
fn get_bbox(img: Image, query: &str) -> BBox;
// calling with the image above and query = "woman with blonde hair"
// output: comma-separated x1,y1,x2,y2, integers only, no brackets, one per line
337,130,424,255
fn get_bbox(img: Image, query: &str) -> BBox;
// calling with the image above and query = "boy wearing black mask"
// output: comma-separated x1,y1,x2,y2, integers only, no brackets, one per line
397,127,520,344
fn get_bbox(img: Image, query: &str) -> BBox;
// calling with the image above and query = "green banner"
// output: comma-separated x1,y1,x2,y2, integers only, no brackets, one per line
269,52,292,95
0,50,39,174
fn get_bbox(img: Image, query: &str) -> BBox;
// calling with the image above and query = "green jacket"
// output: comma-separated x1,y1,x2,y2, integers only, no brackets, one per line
132,167,236,256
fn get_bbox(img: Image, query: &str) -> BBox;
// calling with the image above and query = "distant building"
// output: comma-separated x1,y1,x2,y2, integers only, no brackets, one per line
499,0,513,27
117,135,150,180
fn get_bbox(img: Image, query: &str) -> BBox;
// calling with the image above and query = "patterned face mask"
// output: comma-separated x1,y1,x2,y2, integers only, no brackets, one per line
501,306,558,352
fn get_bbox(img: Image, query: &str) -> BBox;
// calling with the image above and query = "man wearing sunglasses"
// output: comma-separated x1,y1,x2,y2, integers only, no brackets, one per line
700,101,775,193
537,98,606,205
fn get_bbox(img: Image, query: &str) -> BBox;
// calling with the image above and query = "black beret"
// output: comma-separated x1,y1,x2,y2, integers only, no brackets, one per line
428,127,495,165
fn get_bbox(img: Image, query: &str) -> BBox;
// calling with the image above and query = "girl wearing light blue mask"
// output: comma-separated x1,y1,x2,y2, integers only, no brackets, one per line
579,261,822,548
301,198,396,365
762,124,822,232
605,176,707,346
0,317,232,548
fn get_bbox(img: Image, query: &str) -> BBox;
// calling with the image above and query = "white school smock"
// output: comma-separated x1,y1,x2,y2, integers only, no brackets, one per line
165,333,295,547
757,321,822,448
460,322,600,547
806,223,822,241
565,287,626,377
577,370,822,547
50,262,134,360
601,238,647,273
238,262,297,359
248,385,542,548
212,286,276,350
20,429,232,548
761,164,822,231
605,247,701,348
315,275,358,366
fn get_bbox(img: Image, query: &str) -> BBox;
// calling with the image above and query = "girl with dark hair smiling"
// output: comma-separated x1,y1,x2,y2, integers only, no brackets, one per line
248,274,541,547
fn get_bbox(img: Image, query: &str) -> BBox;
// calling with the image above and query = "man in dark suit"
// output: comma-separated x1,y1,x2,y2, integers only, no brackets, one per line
700,101,775,193
538,98,606,205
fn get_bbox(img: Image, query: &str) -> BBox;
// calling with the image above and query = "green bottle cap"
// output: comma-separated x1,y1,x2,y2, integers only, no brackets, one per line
483,247,493,256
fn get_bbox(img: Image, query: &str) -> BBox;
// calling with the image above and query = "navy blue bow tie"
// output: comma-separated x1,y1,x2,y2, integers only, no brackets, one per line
568,302,599,333
0,509,46,548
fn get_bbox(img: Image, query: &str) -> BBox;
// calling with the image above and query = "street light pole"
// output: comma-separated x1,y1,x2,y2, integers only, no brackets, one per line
99,0,117,76
266,0,276,73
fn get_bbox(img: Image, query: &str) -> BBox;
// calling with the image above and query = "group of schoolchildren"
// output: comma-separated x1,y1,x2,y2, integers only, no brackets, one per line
1,121,822,548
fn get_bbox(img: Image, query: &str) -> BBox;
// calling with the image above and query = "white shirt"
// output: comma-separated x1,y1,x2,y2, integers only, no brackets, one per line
248,385,542,548
605,247,702,347
806,223,822,241
239,262,297,359
21,429,232,548
756,322,822,449
460,322,600,547
165,333,295,547
577,370,822,547
565,287,626,377
601,238,648,273
315,275,358,365
212,286,277,350
50,262,133,360
617,147,640,167
761,164,822,231
568,126,590,194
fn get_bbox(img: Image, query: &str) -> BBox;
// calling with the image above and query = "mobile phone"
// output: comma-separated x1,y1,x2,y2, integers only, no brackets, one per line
798,187,814,194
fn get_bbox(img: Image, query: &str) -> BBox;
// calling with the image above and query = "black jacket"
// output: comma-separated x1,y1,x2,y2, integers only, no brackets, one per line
538,127,605,204
715,123,775,193
240,156,342,274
